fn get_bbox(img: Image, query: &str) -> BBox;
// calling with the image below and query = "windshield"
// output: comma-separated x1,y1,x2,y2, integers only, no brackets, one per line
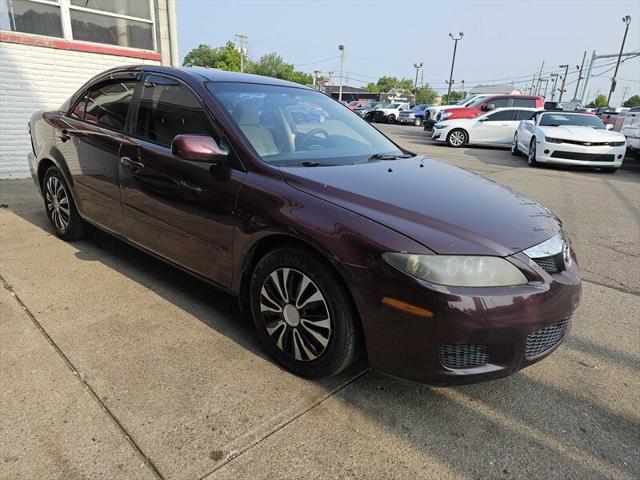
208,82,405,166
539,113,605,129
467,96,491,108
386,103,400,109
411,104,428,111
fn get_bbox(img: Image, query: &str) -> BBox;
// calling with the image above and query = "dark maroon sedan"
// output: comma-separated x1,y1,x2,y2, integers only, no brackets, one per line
28,66,581,385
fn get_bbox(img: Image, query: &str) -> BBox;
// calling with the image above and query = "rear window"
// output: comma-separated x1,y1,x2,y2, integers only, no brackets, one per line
513,98,537,108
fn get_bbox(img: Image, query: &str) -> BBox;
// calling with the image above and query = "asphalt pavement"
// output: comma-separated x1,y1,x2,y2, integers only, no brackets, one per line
1,123,638,480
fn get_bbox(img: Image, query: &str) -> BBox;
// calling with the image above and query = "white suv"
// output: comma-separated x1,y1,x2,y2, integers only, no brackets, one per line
371,102,411,123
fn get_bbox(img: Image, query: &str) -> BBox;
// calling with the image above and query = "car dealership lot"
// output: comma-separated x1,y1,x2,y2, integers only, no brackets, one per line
1,125,639,480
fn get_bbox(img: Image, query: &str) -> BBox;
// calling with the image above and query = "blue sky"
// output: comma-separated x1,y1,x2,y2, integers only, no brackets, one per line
177,0,640,105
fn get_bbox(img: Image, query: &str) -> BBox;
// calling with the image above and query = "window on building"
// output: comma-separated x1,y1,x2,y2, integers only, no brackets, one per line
84,79,137,131
135,75,217,148
0,0,155,50
0,0,63,37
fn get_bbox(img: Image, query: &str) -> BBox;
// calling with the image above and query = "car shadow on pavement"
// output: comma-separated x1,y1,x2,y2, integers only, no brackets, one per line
4,183,638,479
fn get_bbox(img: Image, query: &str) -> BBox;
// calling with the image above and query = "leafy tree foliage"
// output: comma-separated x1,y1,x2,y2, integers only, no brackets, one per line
249,52,313,85
366,76,414,93
440,90,467,104
415,86,439,104
623,95,640,108
183,42,242,71
587,94,608,108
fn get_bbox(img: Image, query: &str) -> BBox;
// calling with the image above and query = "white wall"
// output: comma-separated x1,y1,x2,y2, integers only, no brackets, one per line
0,42,160,179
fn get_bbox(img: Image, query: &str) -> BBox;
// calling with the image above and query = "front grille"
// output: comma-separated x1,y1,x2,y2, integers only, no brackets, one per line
556,139,625,147
440,344,489,369
525,318,570,359
550,151,615,162
533,251,565,274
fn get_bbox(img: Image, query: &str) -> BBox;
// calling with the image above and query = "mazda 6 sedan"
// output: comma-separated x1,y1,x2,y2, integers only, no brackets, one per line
28,66,582,385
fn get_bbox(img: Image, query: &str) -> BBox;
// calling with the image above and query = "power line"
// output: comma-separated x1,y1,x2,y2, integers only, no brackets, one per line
293,55,340,67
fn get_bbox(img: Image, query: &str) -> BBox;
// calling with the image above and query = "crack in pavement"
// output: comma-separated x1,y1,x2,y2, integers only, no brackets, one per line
198,368,371,480
0,274,166,480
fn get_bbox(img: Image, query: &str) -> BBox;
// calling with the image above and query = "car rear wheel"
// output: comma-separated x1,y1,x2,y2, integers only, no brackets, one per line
447,129,467,147
414,117,423,126
249,247,361,378
387,114,396,124
511,134,521,156
42,166,88,240
527,138,538,167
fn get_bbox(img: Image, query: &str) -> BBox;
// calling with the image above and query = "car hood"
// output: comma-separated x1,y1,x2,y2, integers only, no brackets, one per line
280,157,560,256
539,125,625,141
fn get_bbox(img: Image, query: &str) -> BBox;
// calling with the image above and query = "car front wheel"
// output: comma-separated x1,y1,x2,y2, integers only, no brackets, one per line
42,166,88,240
249,247,361,378
413,117,423,126
447,129,467,147
528,138,538,167
387,114,396,124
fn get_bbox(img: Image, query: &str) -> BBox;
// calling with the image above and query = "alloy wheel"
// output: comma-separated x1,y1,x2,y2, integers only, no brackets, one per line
259,267,331,362
45,176,70,232
528,139,537,166
448,130,466,147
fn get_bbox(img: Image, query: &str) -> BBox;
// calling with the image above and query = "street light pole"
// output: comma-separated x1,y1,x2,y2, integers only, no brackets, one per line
558,64,569,102
338,45,345,102
413,62,423,93
447,32,463,102
607,15,632,106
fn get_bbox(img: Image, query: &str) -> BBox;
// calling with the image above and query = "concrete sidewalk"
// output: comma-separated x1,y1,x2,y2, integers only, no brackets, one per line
1,132,639,479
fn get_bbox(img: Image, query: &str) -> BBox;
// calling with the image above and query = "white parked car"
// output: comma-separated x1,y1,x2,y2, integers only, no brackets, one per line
423,95,490,130
620,108,640,157
371,102,411,123
432,108,540,148
512,111,627,173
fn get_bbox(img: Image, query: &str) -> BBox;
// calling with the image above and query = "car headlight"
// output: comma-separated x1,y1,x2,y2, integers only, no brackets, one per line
609,141,625,146
441,112,452,119
544,136,563,144
382,253,527,287
434,123,446,129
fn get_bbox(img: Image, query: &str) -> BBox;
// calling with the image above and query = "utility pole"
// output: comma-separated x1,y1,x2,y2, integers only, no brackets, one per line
558,64,569,102
234,34,248,73
534,61,545,95
620,86,630,106
542,78,550,100
529,74,536,95
413,62,423,93
573,51,587,100
338,44,345,102
447,32,464,102
550,73,559,101
608,15,632,105
420,69,424,88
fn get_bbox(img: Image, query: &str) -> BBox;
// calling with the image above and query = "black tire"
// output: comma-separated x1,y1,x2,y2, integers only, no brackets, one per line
527,138,538,167
447,129,468,148
414,117,423,127
511,134,521,156
42,166,88,240
601,167,619,173
249,247,361,378
387,114,396,124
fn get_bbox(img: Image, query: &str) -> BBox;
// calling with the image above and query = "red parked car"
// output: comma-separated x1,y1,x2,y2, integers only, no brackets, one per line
437,95,544,122
27,67,580,386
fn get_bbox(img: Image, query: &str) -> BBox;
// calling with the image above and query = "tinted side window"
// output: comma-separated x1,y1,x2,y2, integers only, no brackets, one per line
135,75,216,148
487,98,510,108
85,80,137,131
70,96,88,120
515,110,536,120
513,98,537,108
486,110,515,121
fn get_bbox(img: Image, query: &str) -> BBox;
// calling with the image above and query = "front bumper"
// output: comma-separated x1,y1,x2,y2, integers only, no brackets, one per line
349,250,582,386
431,128,448,142
396,115,416,124
536,140,626,168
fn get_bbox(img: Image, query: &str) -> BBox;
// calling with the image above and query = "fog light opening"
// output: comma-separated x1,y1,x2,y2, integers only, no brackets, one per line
544,149,550,154
617,154,623,159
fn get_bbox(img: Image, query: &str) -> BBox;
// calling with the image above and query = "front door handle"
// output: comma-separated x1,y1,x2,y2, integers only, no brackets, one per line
177,180,204,193
120,156,144,170
58,129,70,142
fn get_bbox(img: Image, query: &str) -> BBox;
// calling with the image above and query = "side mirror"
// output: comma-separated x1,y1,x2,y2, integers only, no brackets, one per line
606,124,614,130
478,117,488,122
171,134,228,163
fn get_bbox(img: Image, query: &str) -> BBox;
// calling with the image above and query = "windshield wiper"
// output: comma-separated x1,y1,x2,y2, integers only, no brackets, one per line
301,161,320,167
368,153,413,162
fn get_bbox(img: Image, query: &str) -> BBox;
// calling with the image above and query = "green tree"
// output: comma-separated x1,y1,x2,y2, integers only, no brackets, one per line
415,85,439,104
183,44,218,68
623,95,640,108
440,90,466,104
366,83,380,93
587,94,608,108
249,52,312,85
182,41,242,71
370,76,415,93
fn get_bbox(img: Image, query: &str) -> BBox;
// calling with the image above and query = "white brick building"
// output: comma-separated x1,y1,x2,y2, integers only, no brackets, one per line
0,0,179,178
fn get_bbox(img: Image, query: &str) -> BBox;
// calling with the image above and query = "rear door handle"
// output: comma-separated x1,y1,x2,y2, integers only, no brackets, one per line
120,156,144,169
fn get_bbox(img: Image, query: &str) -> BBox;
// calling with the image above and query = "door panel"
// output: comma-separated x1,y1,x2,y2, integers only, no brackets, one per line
120,73,240,286
471,110,516,144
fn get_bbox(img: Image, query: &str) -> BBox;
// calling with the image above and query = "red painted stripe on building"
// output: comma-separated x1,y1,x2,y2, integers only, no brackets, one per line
0,31,162,61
